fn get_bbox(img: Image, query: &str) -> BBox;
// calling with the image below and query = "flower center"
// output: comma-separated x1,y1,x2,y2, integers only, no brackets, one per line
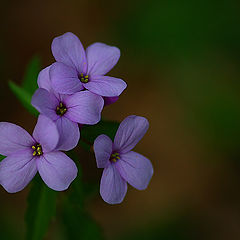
79,73,89,83
110,152,120,163
56,102,67,116
32,143,43,156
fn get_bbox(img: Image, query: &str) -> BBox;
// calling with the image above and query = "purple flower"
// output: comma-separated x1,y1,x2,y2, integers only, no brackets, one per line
37,64,117,113
31,86,104,151
0,115,78,193
49,32,127,97
93,115,153,204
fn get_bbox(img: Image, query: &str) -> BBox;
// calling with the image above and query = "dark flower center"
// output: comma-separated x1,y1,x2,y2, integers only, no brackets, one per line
79,73,89,83
110,152,120,163
56,102,67,116
32,143,43,156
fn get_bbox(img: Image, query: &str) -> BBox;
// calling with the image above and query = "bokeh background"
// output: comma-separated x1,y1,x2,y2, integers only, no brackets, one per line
1,0,240,239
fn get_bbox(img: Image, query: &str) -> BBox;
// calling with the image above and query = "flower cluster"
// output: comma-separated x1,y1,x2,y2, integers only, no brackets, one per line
0,32,153,204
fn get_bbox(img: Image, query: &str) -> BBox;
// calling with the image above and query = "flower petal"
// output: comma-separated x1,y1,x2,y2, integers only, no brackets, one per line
84,75,127,97
0,122,34,156
0,150,37,193
94,135,112,168
116,151,153,190
33,115,59,153
100,163,127,204
64,91,104,125
37,65,52,92
104,96,119,106
51,32,87,73
37,151,78,191
50,62,84,94
55,117,80,151
86,42,120,76
31,88,59,121
113,115,149,153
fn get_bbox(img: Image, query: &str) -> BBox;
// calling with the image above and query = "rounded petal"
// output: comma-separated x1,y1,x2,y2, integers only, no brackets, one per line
100,163,127,204
116,151,153,190
104,96,119,106
86,42,120,76
31,88,59,121
0,122,34,156
0,150,37,193
51,32,87,73
37,65,52,92
55,117,80,151
33,115,59,153
114,115,149,153
94,135,112,168
50,62,84,94
64,91,104,125
84,76,127,97
37,151,78,191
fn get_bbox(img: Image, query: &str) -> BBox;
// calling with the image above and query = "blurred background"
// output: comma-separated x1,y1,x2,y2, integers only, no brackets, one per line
1,0,240,239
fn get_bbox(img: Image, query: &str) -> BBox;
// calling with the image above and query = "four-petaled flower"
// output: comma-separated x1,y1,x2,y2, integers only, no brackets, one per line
50,32,127,98
32,87,104,151
94,115,153,204
0,115,78,193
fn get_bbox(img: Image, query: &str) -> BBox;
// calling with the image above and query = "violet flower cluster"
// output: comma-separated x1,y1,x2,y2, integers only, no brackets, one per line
0,32,153,204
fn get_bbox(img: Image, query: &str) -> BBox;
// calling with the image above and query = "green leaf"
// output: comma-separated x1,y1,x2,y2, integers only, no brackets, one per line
8,81,38,116
22,56,40,95
60,160,104,240
80,120,119,146
25,175,57,240
9,56,40,116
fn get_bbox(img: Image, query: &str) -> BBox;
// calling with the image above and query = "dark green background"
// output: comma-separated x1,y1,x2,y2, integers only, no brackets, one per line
0,0,240,239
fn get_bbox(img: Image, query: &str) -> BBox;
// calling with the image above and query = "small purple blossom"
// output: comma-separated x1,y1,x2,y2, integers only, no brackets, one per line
37,63,118,107
0,115,78,193
93,115,153,204
31,87,104,151
49,32,127,97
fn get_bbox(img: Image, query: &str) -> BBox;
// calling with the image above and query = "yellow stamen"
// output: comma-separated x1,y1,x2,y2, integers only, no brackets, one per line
110,152,120,162
79,73,89,83
32,143,43,156
56,102,67,116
